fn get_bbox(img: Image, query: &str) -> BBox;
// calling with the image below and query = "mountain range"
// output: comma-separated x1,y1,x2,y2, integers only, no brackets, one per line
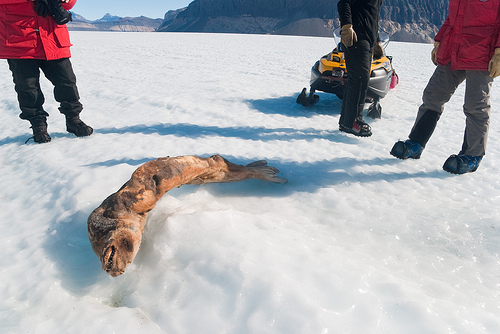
158,0,449,43
67,13,163,32
69,0,449,43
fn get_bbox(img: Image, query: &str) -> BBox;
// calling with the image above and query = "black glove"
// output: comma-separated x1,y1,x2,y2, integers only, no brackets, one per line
34,0,49,18
47,0,73,25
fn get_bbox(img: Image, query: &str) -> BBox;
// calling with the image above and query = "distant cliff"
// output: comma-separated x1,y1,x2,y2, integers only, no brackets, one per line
68,13,163,32
158,0,449,43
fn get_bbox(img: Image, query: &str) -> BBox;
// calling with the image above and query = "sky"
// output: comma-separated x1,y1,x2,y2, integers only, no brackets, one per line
71,0,193,20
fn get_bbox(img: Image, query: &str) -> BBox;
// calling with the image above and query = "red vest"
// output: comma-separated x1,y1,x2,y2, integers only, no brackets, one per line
435,0,500,71
0,0,75,60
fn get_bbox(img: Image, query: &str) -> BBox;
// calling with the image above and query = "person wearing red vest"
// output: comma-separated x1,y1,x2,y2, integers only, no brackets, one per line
391,0,500,174
0,0,92,143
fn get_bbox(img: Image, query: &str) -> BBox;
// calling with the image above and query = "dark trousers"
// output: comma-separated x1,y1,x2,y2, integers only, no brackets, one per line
339,40,373,127
8,58,82,122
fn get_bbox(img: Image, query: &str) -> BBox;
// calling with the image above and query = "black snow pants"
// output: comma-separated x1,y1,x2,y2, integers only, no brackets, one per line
7,58,82,123
339,40,373,127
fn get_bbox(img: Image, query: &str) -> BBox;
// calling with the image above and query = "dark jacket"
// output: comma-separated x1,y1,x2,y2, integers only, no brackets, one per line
338,0,382,47
435,0,500,71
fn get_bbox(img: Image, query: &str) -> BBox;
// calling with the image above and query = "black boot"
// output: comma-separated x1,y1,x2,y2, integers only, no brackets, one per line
66,116,93,137
28,118,51,144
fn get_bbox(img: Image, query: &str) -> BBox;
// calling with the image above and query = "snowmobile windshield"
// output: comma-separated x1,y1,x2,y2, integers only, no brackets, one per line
379,31,390,49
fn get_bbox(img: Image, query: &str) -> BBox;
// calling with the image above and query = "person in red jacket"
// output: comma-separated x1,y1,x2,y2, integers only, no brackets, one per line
0,0,92,143
390,0,500,174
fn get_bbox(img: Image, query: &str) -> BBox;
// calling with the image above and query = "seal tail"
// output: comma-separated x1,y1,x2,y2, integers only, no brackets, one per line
246,160,288,184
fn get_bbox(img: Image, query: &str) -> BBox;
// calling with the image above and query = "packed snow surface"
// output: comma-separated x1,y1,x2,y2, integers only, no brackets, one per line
1,32,500,334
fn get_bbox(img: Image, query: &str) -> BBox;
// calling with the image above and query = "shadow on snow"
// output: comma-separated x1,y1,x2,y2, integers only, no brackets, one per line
96,122,352,143
245,92,342,117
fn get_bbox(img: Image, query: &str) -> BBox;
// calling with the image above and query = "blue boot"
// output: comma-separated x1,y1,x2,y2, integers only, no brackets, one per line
443,154,482,174
390,139,423,159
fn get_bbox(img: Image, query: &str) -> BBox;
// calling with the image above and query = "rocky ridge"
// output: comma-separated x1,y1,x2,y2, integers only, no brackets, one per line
158,0,449,43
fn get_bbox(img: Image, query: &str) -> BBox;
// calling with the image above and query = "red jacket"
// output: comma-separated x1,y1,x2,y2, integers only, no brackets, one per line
435,0,500,71
0,0,75,60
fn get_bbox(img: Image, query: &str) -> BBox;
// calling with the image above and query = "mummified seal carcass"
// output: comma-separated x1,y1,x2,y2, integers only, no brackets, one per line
87,155,287,277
